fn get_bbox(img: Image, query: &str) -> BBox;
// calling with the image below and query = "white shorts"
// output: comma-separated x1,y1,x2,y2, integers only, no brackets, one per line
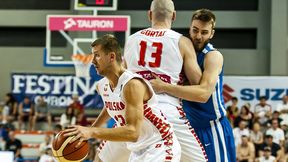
97,140,130,162
98,103,207,162
98,134,181,162
129,133,181,162
157,102,207,162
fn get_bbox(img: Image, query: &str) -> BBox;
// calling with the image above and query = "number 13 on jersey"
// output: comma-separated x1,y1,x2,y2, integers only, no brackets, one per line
138,40,163,68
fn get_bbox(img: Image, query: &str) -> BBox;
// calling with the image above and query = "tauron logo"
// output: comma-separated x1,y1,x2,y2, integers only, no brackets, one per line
64,18,77,29
223,84,234,103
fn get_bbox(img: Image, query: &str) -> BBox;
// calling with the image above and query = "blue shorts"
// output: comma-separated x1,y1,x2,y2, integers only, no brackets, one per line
194,117,236,162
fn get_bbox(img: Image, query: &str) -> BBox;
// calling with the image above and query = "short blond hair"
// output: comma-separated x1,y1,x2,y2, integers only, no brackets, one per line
91,34,122,63
150,0,175,21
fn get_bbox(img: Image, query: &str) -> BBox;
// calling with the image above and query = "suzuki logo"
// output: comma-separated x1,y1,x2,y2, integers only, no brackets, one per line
64,18,77,30
223,84,234,103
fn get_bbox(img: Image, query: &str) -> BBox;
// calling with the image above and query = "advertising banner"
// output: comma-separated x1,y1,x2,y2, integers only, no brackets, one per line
223,76,288,110
48,15,129,31
11,73,103,108
12,74,288,110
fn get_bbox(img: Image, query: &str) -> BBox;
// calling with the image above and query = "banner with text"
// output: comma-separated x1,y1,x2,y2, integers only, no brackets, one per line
223,76,288,110
11,73,103,108
48,15,129,31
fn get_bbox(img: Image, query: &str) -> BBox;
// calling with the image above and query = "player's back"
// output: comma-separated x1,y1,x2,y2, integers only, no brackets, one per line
124,28,183,106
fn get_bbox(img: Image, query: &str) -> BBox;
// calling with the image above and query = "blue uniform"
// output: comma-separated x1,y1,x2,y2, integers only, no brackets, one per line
183,43,236,162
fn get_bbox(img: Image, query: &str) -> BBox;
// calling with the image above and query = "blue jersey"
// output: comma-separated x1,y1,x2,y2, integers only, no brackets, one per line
183,43,226,128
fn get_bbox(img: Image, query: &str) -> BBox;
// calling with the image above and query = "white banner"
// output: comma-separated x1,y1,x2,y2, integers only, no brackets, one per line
223,76,288,111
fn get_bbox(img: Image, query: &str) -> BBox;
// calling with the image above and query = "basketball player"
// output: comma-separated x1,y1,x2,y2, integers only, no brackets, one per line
150,9,236,162
122,0,208,162
63,34,181,162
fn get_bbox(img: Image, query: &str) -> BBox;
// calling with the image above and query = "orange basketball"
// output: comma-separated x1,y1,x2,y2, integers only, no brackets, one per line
51,130,89,162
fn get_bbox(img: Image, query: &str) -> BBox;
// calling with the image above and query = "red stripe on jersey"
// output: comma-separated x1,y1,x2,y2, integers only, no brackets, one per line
176,107,208,161
97,140,107,151
136,70,172,83
144,106,175,161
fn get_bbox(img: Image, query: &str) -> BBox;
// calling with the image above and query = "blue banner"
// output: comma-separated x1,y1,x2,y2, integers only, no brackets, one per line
11,73,103,108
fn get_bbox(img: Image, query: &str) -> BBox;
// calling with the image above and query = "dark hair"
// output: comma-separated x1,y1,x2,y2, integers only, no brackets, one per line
259,96,267,100
91,34,122,63
231,97,238,101
265,134,273,138
66,106,75,119
5,93,17,105
264,146,271,151
241,105,250,115
191,8,216,29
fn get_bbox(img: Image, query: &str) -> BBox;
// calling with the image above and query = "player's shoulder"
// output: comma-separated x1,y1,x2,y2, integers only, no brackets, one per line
96,78,109,94
165,29,182,39
206,50,222,57
98,77,108,84
205,43,222,57
123,77,146,94
127,30,143,42
179,35,191,43
204,50,223,64
178,35,194,51
123,70,144,84
128,28,150,38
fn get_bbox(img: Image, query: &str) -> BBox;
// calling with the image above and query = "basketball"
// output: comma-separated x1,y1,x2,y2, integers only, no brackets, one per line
51,130,89,162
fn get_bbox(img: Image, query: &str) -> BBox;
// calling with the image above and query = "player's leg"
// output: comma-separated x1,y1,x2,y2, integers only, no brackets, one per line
193,124,217,162
218,117,236,162
129,133,181,162
157,103,207,162
195,117,236,162
97,140,130,162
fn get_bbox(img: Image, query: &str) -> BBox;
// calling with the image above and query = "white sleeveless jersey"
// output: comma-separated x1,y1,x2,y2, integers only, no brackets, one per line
97,70,173,151
124,28,183,107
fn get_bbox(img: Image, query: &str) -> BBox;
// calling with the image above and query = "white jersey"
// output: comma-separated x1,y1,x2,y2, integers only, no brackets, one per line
124,28,183,107
97,70,174,152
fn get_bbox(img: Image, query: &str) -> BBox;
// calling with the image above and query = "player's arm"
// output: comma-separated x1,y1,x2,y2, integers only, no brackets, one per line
91,83,110,127
64,79,145,145
151,51,223,103
91,79,144,141
91,108,110,127
179,36,202,85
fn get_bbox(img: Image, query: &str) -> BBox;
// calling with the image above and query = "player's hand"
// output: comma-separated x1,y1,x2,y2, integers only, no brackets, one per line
63,125,90,148
150,73,166,93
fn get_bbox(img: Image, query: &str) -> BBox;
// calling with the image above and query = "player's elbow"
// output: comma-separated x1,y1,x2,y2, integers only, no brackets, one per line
197,88,214,103
197,84,215,103
197,94,210,103
126,126,139,142
129,134,139,142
